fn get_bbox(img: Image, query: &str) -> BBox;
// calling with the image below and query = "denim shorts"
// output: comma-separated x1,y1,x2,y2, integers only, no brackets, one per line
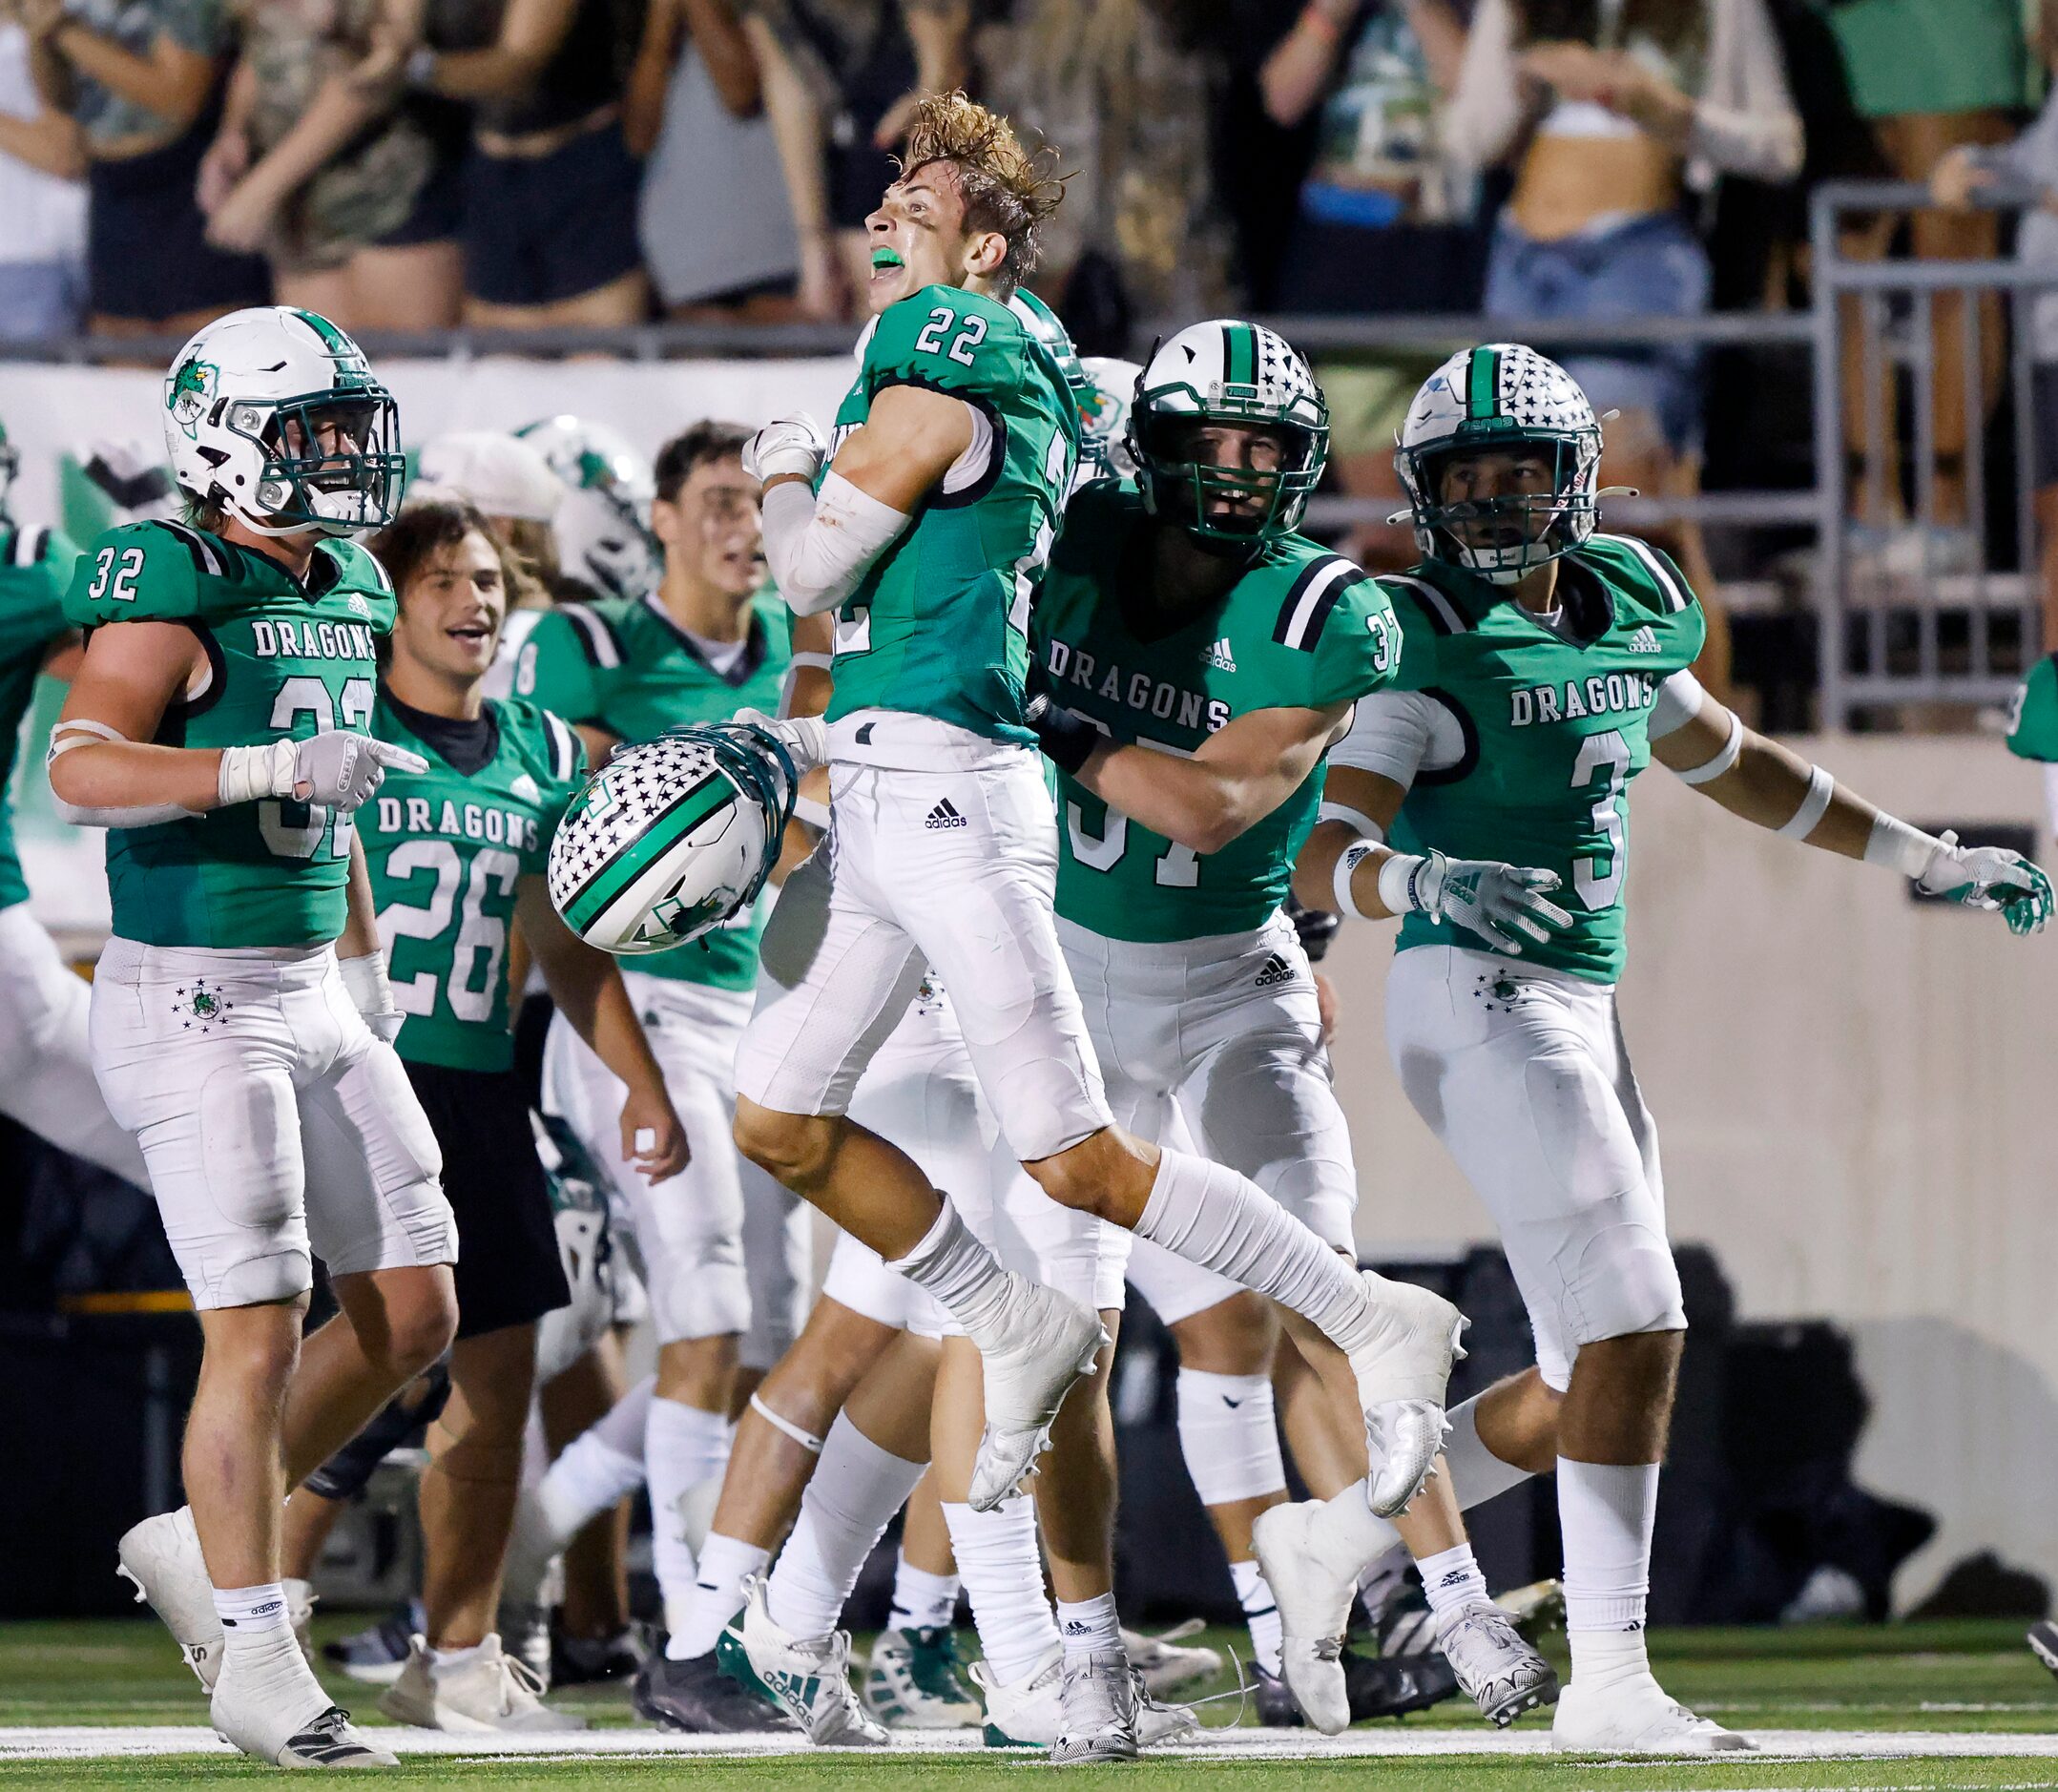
1484,210,1712,456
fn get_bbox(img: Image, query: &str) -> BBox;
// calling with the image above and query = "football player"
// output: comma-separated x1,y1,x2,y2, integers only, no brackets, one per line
1296,343,2049,1754
728,94,1465,1754
50,307,453,1768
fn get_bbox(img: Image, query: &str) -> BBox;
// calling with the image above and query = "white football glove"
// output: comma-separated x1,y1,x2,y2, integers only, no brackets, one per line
338,948,404,1043
1385,850,1574,955
218,733,428,812
1916,829,2054,936
731,707,827,779
742,412,827,486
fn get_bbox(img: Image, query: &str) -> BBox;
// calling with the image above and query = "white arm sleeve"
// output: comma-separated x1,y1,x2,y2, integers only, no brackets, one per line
761,469,912,618
1647,669,1707,739
1328,690,1466,786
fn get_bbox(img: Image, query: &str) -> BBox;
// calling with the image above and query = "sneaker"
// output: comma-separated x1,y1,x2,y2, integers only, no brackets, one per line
379,1633,587,1733
1436,1600,1558,1726
1551,1674,1755,1754
116,1508,221,1691
1120,1620,1222,1700
2029,1619,2058,1681
497,1601,551,1691
1250,1500,1355,1736
1344,1277,1465,1515
975,1649,1197,1750
551,1622,648,1687
714,1574,886,1745
634,1647,788,1733
863,1625,981,1728
967,1277,1108,1511
324,1601,425,1688
1050,1649,1138,1764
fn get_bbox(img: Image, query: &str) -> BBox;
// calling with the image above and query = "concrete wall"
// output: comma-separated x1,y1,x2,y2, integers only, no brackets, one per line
1323,733,2057,1611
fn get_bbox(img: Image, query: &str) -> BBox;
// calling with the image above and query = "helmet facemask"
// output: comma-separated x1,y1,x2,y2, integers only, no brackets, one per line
1399,425,1601,585
216,387,406,538
1133,398,1329,548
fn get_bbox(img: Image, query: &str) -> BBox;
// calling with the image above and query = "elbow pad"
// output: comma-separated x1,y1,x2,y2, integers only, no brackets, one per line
762,470,910,618
46,721,196,829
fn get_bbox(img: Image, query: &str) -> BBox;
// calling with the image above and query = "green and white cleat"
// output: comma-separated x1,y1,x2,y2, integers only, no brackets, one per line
863,1625,981,1728
714,1575,886,1746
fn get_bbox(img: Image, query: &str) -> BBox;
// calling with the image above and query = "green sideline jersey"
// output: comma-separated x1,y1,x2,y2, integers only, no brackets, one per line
825,285,1079,745
2006,653,2058,762
0,523,80,910
1374,533,1706,983
518,589,791,990
63,520,396,949
1034,483,1403,943
363,692,585,1072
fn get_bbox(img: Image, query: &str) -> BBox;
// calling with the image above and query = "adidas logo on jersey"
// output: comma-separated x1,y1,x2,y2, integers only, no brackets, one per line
1254,952,1297,989
925,799,968,830
1201,636,1237,673
1627,625,1660,654
510,773,540,802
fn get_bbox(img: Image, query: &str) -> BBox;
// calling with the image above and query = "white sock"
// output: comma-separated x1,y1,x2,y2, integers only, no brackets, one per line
890,1199,1013,1340
943,1496,1059,1686
667,1532,769,1660
1230,1557,1282,1676
1305,1481,1400,1573
1175,1369,1286,1506
1056,1592,1120,1657
888,1556,962,1632
646,1396,734,1634
1136,1150,1377,1358
1417,1542,1488,1622
764,1414,925,1639
428,1638,489,1670
1559,1458,1659,1685
536,1392,653,1546
213,1583,290,1642
1442,1394,1535,1511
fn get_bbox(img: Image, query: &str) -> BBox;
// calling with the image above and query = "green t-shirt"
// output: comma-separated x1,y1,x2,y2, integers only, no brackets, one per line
2007,653,2058,763
1370,535,1707,984
0,524,80,911
363,692,585,1072
1034,483,1402,943
1827,0,2027,120
825,284,1079,746
63,520,396,949
517,589,791,990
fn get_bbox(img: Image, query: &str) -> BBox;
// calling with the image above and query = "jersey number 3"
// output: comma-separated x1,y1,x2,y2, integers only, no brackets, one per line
1570,729,1629,909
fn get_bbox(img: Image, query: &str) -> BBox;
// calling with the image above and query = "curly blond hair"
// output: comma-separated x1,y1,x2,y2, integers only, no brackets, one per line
897,91,1065,295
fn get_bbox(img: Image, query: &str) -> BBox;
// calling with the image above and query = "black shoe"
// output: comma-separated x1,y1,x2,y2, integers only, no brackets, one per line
553,1622,650,1687
634,1647,791,1733
1250,1663,1304,1727
1344,1648,1460,1721
2029,1620,2058,1681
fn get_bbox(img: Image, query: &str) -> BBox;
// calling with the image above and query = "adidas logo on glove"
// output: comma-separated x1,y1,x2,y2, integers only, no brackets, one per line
925,799,968,830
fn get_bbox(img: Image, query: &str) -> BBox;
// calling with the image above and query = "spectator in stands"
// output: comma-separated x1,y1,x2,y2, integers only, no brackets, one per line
0,19,86,340
740,0,967,323
18,0,269,337
1445,0,1802,694
1831,0,2028,545
629,0,800,318
406,0,649,328
195,0,465,331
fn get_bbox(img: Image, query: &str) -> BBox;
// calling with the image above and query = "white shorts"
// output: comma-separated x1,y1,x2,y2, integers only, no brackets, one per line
542,972,808,1365
1062,912,1354,1328
0,902,147,1187
1385,945,1684,1391
734,753,1112,1164
90,936,454,1310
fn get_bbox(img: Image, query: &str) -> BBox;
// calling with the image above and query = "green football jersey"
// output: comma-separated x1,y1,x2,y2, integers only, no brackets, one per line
2006,653,2058,762
825,285,1079,746
1035,483,1403,943
1376,534,1707,983
63,520,396,949
0,524,80,910
518,589,791,990
363,692,585,1071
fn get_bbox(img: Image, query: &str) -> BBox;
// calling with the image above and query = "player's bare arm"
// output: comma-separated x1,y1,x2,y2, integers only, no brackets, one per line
47,619,218,817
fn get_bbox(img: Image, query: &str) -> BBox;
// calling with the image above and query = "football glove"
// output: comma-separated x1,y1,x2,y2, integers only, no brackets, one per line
730,708,827,779
1916,830,2053,936
1388,850,1574,955
742,412,827,486
219,732,427,812
1024,658,1102,776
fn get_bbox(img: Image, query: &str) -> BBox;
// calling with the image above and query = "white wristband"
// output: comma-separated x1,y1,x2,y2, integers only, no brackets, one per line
1777,764,1835,840
1377,851,1427,916
1333,839,1381,922
218,740,299,806
1673,706,1743,785
1864,812,1942,879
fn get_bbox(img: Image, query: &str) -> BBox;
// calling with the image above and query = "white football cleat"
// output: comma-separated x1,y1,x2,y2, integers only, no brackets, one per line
1435,1599,1559,1726
379,1633,586,1733
972,1648,1199,1750
967,1277,1109,1512
116,1508,222,1691
1552,1674,1755,1754
1120,1620,1223,1700
1345,1276,1466,1515
213,1639,396,1768
1050,1648,1139,1764
714,1575,886,1745
1250,1500,1355,1736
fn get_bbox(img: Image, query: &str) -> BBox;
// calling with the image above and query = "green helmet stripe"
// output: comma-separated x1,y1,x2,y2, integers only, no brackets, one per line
1223,323,1256,388
560,772,733,931
1466,347,1501,422
293,309,354,356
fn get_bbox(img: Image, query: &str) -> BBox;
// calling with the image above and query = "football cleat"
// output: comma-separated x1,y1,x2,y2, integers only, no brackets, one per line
1050,1649,1139,1765
1250,1499,1359,1734
1435,1600,1559,1726
1247,1648,1456,1726
551,1622,649,1687
116,1508,222,1691
262,1705,397,1769
1346,1277,1466,1515
974,1648,1197,1750
379,1633,585,1733
715,1575,886,1746
1552,1674,1755,1754
967,1277,1109,1511
1120,1620,1223,1701
214,1637,394,1769
2028,1619,2058,1682
496,1601,551,1691
324,1599,425,1687
1496,1578,1567,1643
863,1625,982,1728
635,1647,789,1733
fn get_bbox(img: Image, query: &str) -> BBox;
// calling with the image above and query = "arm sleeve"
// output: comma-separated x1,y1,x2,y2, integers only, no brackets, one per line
1328,690,1465,785
517,607,606,724
1647,668,1708,740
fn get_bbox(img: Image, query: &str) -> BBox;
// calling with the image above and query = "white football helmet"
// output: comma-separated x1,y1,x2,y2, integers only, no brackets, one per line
1128,320,1328,544
162,306,404,537
1076,356,1141,488
1395,343,1602,584
518,415,660,599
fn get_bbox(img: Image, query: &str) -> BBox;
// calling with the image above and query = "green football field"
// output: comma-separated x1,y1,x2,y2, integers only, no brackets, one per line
2,1617,2054,1790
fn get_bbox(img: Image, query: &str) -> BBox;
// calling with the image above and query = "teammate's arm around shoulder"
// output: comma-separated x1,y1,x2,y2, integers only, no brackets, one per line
1651,669,2053,935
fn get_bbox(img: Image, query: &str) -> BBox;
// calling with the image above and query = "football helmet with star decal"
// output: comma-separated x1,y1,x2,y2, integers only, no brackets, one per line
1395,343,1602,584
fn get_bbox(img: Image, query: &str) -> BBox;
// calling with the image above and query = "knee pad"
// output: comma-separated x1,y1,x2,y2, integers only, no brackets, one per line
1561,1209,1686,1348
1175,1368,1286,1506
302,1362,451,1500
